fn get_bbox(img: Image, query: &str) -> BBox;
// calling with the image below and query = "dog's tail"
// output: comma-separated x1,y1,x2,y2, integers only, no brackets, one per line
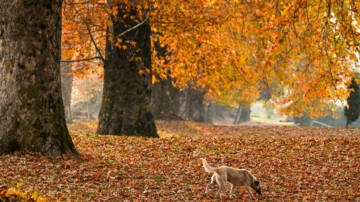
200,158,217,173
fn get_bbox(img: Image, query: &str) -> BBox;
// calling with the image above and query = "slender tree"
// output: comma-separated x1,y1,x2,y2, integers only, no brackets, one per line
0,0,79,156
96,2,158,137
345,78,360,128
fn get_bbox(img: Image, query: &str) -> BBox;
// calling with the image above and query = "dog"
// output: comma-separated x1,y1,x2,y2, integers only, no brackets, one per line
200,158,262,199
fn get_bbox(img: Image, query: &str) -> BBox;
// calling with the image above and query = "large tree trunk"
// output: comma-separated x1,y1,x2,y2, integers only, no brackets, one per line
0,1,79,156
61,62,73,123
96,4,158,137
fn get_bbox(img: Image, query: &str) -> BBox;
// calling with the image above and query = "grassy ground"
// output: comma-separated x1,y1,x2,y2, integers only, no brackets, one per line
1,120,359,201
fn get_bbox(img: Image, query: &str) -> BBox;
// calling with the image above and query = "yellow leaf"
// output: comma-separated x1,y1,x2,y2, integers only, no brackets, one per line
105,8,112,14
160,73,167,79
32,189,39,200
130,41,137,46
107,20,113,27
16,182,23,189
112,7,118,16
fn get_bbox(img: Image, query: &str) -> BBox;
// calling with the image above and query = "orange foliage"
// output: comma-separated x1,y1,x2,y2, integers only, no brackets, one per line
62,0,107,78
62,0,360,117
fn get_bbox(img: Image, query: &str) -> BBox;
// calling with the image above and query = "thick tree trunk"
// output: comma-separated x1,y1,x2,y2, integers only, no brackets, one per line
0,1,79,156
96,4,158,137
61,62,73,123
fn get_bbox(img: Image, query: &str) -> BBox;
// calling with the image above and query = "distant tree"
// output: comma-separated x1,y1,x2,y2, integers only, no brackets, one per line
61,62,73,123
233,101,251,125
0,0,79,156
293,112,312,126
345,78,360,128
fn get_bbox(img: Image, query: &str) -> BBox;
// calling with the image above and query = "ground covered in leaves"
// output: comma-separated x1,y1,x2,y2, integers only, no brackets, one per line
1,120,360,201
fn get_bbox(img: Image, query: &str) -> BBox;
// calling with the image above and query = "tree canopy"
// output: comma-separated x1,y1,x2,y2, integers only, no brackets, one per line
62,0,360,117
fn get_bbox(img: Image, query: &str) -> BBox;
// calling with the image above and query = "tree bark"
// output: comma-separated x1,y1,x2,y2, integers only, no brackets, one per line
96,4,158,137
0,0,79,156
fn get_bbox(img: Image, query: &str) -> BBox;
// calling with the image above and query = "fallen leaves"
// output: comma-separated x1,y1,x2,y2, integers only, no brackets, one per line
1,120,360,201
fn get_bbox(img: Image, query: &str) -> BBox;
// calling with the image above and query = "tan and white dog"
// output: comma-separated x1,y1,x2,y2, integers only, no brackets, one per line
200,158,262,199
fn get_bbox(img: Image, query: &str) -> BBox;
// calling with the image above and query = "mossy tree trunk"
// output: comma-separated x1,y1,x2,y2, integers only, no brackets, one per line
96,4,158,137
0,0,79,156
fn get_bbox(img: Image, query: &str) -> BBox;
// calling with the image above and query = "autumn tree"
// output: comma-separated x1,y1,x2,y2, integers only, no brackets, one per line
96,1,158,137
345,77,360,128
0,0,79,156
151,0,360,118
62,0,360,126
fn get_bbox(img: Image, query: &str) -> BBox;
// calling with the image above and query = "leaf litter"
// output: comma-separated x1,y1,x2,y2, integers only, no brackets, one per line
0,120,359,201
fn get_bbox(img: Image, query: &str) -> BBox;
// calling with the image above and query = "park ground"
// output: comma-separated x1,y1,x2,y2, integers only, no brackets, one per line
0,120,359,201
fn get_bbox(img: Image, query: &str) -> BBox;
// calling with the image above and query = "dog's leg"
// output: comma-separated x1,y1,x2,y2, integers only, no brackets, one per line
216,176,226,198
216,182,224,198
245,186,254,199
205,174,216,194
229,184,239,199
229,184,234,198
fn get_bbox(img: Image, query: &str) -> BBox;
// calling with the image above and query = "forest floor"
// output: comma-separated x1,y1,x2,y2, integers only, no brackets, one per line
1,120,359,201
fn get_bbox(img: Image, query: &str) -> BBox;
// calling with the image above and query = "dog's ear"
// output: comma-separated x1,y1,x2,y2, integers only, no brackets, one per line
254,180,260,185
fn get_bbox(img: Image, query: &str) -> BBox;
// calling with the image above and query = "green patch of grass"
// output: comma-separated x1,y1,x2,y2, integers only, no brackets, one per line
117,169,125,173
106,159,116,165
151,175,163,185
116,151,127,157
137,166,147,171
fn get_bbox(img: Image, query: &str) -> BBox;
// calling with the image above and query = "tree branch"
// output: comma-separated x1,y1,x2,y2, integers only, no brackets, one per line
61,57,102,63
116,15,150,38
70,4,105,63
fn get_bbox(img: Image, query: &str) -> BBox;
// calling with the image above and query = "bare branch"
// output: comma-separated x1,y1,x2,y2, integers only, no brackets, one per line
61,57,102,63
116,15,150,38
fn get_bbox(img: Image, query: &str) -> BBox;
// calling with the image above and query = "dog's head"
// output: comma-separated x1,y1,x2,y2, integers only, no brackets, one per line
251,180,262,195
